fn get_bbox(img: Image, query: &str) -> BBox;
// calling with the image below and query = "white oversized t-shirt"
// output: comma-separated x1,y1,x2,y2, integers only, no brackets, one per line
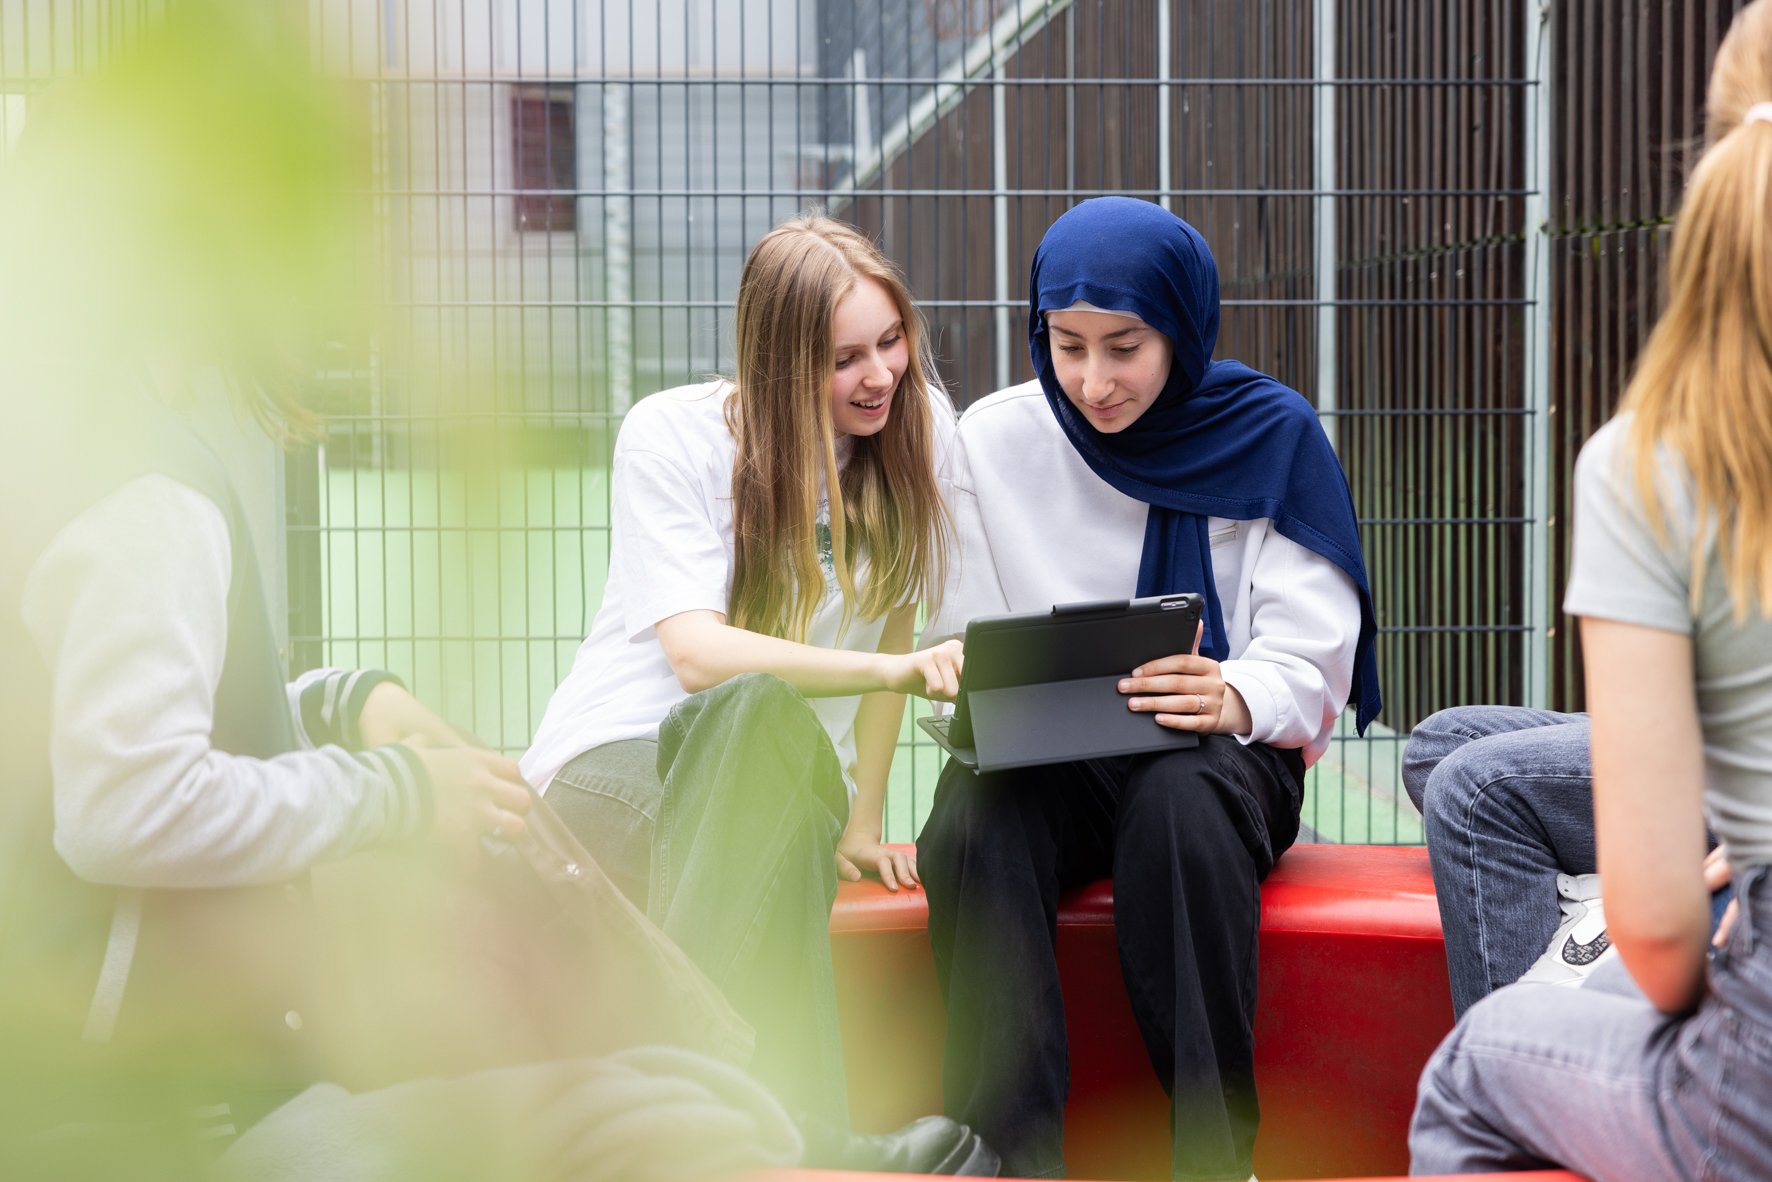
521,380,956,798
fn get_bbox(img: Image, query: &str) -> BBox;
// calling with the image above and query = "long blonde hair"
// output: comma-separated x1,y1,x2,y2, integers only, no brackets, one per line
725,214,953,640
1621,0,1772,618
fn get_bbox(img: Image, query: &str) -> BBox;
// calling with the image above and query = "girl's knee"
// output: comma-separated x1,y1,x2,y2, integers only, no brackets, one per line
1123,744,1231,820
699,672,821,736
1403,707,1492,810
722,670,802,707
1117,747,1256,865
920,767,1046,868
1414,706,1485,738
1420,740,1508,828
926,769,1012,833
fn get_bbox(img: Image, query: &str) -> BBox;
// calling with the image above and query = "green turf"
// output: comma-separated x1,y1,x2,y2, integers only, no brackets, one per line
1299,718,1424,845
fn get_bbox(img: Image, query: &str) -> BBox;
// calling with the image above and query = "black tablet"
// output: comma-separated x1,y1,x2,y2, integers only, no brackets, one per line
919,593,1206,773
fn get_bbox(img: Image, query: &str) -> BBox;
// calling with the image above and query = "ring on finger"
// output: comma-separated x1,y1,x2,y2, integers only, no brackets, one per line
1193,693,1207,715
491,813,505,840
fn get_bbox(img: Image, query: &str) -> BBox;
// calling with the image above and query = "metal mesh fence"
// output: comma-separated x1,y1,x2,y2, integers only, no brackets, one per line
286,0,1545,844
5,0,1726,844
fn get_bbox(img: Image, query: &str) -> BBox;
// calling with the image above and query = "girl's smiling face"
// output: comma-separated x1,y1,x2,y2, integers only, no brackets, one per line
829,276,909,438
1045,307,1174,433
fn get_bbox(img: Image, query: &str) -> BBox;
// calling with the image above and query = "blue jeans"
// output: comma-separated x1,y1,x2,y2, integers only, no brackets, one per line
1410,867,1772,1179
1401,706,1596,1018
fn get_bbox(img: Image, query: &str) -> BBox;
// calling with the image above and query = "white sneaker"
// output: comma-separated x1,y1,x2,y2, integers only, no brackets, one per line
1517,873,1618,987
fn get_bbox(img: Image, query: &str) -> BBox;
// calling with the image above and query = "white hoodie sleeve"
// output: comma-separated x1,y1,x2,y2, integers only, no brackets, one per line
21,474,431,889
1218,527,1362,761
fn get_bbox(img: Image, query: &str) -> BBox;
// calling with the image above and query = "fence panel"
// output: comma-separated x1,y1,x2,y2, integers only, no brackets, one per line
19,0,1734,843
1545,0,1746,710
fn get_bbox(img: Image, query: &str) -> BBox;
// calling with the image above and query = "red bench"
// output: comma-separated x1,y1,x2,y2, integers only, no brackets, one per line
827,843,1469,1180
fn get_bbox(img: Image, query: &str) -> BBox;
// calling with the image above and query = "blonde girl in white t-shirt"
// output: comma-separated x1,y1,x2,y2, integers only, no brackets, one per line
521,215,993,1170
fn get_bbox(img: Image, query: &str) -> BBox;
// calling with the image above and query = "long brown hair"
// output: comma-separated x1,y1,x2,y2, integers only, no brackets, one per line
1620,0,1772,618
725,214,953,640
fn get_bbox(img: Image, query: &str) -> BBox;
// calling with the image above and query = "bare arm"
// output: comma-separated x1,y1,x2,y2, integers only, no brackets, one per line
654,608,962,701
836,605,920,890
1581,615,1711,1013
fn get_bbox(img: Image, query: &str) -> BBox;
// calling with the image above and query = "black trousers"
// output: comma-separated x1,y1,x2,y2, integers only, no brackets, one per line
917,736,1303,1181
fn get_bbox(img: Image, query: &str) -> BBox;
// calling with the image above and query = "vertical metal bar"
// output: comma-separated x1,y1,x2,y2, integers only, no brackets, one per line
993,33,1010,394
1314,0,1337,447
851,46,872,174
1157,0,1170,211
604,82,632,413
1066,3,1075,196
1523,0,1554,709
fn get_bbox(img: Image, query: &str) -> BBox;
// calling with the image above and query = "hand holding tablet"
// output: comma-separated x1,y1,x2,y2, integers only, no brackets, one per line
918,593,1207,773
1118,618,1254,736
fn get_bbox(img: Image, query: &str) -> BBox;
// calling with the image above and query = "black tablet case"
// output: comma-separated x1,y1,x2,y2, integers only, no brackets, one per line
919,594,1205,773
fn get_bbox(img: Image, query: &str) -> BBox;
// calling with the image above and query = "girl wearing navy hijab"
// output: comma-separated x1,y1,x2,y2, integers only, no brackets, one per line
918,197,1380,1181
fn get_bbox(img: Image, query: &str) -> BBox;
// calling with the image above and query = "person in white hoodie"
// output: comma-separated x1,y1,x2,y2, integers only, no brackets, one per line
916,198,1381,1182
0,10,543,1171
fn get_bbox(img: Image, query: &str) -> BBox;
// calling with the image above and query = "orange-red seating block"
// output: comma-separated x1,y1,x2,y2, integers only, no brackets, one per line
828,844,1458,1181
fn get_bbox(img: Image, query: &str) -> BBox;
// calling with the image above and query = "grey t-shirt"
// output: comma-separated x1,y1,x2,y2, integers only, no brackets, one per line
1565,414,1772,867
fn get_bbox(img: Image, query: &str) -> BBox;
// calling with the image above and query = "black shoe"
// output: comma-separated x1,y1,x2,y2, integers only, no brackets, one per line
796,1113,1000,1176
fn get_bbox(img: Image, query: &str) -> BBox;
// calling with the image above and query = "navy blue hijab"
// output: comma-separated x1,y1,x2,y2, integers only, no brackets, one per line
1029,197,1382,732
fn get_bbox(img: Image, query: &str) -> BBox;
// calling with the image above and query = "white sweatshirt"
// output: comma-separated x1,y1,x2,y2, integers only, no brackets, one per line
925,381,1362,766
19,474,431,889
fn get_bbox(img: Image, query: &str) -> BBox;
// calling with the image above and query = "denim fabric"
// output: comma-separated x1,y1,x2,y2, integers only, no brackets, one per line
918,737,1302,1181
1410,866,1772,1180
547,673,851,1126
1402,706,1597,1017
550,738,661,908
